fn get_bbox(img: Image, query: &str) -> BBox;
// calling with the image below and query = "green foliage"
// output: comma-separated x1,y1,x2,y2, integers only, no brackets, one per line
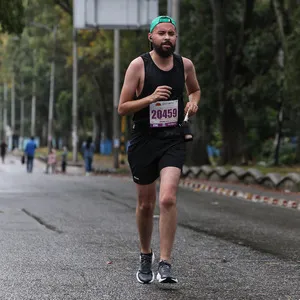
55,90,71,133
0,0,24,34
258,137,297,166
279,143,296,165
1,0,300,165
286,6,300,104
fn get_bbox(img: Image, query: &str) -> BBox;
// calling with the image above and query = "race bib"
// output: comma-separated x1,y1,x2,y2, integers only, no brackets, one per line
149,100,178,128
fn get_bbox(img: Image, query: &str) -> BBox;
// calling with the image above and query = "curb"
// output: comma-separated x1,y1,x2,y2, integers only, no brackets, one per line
179,179,300,211
182,165,300,192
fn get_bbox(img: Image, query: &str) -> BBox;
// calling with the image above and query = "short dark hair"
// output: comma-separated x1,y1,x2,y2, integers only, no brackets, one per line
30,136,34,140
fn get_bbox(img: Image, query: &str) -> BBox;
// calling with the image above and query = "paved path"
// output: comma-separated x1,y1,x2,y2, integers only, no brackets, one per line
0,155,299,299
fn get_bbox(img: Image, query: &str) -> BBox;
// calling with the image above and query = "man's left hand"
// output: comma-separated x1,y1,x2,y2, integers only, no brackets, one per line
184,102,198,117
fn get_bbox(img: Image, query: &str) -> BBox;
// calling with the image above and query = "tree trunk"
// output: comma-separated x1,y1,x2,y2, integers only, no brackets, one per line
210,0,243,164
273,0,288,56
210,0,254,164
296,113,300,162
273,0,291,165
210,0,226,163
92,111,100,151
186,114,209,166
210,0,226,94
220,99,245,164
92,76,110,141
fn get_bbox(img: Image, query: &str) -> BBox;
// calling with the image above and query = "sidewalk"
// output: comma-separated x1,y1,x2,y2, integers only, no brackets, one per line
0,154,46,174
179,178,300,211
35,153,130,176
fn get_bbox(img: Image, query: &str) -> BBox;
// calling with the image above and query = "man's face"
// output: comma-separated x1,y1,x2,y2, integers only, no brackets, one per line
149,23,177,58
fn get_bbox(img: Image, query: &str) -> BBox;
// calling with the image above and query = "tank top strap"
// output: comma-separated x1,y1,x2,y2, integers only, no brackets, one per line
140,52,151,64
173,53,184,68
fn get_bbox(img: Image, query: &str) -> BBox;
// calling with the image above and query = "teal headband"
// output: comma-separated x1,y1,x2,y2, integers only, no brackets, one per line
149,16,176,33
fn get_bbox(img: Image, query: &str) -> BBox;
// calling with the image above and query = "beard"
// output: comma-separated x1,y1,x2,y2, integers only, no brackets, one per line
152,41,175,58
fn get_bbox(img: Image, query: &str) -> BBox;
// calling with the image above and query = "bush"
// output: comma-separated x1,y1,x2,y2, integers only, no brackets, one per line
258,138,296,165
279,143,296,165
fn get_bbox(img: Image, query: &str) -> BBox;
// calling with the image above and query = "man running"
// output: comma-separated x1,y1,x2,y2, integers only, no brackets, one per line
118,16,201,284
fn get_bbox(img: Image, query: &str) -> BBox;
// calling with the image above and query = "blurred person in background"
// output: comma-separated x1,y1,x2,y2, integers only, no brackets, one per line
45,147,57,174
81,137,95,176
0,140,8,163
24,136,37,173
61,146,68,173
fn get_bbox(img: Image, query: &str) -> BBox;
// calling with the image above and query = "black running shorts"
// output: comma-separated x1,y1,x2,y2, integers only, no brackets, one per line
127,132,186,185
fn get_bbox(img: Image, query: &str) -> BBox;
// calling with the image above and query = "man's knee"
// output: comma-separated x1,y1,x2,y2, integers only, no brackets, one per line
137,192,156,216
159,195,176,210
137,198,155,214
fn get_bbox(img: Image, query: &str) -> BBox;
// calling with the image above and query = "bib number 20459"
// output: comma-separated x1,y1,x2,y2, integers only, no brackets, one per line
149,100,178,128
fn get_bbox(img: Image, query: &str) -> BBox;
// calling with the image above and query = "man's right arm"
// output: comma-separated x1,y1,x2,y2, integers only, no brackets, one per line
118,58,152,116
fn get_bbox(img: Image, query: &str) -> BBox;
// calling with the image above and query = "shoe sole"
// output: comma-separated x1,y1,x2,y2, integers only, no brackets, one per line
136,252,155,284
156,273,178,284
136,271,155,284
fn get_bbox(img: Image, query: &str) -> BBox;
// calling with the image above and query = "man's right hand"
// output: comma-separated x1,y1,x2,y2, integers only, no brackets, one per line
149,86,172,103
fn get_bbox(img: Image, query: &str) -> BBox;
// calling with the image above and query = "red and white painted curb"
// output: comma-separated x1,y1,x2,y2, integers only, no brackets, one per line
179,180,300,211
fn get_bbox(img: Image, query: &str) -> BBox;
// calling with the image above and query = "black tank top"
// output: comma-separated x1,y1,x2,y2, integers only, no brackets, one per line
133,52,185,129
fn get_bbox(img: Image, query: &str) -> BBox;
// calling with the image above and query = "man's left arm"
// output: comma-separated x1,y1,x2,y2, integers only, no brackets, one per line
183,58,201,117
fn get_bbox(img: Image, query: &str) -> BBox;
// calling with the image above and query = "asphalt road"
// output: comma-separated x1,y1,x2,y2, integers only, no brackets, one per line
0,156,299,300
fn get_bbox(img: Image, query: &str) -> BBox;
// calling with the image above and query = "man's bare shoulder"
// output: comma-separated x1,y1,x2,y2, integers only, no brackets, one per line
182,56,194,70
127,56,144,73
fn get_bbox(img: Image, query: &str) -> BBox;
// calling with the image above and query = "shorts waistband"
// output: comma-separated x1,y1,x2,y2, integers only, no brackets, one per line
132,122,184,138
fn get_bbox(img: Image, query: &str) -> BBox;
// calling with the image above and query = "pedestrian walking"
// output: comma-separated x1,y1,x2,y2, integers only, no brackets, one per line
81,137,95,176
24,136,37,173
61,146,68,174
0,140,8,163
118,15,201,284
45,147,57,174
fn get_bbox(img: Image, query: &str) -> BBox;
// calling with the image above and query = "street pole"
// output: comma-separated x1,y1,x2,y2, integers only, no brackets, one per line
20,78,25,149
0,85,2,141
31,78,36,137
3,82,8,141
113,29,120,169
120,116,126,164
72,28,78,162
47,26,57,152
167,0,172,15
11,72,16,135
171,0,180,54
31,49,37,137
274,48,284,166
